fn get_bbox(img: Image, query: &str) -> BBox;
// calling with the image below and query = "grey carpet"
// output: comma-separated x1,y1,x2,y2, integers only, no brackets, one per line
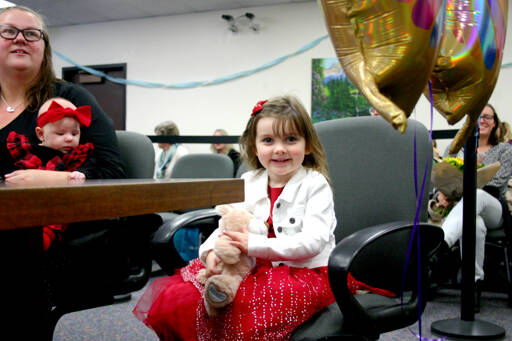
53,280,512,341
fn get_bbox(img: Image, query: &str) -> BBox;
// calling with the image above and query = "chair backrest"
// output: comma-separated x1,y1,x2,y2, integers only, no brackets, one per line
170,153,234,179
235,161,250,178
315,116,432,242
116,130,155,179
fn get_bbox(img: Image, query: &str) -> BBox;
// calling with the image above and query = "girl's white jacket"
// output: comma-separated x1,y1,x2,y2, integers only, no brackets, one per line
199,167,337,269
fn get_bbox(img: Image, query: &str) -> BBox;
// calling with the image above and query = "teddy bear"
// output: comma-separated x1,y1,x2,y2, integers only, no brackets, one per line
197,204,255,317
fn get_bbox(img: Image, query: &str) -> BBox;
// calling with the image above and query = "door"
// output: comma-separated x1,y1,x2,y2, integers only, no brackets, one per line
62,63,127,130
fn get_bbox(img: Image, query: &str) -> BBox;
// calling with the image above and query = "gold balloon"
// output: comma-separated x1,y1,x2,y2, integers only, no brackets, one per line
318,0,446,133
427,0,508,153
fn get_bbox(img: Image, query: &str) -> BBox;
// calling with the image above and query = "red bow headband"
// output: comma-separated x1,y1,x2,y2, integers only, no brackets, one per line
37,100,92,128
251,100,268,116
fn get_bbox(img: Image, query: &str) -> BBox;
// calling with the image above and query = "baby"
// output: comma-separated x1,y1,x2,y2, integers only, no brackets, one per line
6,97,94,250
34,97,93,182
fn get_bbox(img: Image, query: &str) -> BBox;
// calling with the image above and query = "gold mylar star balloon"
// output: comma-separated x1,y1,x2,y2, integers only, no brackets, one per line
319,0,508,153
427,0,508,153
318,0,446,133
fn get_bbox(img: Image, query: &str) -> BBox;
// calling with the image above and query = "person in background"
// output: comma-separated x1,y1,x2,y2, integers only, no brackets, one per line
498,120,512,144
432,139,441,162
133,96,336,340
210,128,241,176
436,103,512,312
154,120,188,179
497,121,512,218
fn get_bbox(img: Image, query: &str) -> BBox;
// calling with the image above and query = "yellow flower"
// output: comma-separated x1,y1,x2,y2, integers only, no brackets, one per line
443,157,464,171
441,156,484,172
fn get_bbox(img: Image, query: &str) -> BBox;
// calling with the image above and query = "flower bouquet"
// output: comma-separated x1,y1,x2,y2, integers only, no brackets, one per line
431,157,501,200
428,157,501,223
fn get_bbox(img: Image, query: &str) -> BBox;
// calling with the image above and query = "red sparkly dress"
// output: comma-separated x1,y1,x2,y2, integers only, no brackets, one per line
133,186,335,341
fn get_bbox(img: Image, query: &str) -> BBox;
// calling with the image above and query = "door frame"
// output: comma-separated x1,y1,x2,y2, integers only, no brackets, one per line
62,63,127,130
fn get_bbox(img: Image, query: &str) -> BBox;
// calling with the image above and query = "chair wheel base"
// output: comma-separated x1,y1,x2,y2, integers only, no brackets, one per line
431,318,506,340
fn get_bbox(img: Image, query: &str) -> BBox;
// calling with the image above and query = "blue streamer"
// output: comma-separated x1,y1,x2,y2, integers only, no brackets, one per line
53,35,329,89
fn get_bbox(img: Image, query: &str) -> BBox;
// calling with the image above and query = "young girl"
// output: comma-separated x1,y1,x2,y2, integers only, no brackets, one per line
133,95,336,340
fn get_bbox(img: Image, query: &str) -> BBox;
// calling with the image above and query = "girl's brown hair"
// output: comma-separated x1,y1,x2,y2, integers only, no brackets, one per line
239,95,329,182
0,6,56,110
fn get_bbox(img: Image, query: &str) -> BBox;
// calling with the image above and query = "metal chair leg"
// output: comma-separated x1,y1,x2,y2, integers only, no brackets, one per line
504,245,512,307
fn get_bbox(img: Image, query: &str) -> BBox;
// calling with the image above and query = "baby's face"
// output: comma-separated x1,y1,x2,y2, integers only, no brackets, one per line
39,117,80,153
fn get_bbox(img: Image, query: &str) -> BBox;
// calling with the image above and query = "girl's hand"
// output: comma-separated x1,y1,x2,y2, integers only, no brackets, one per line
222,226,249,254
204,250,221,277
4,169,70,186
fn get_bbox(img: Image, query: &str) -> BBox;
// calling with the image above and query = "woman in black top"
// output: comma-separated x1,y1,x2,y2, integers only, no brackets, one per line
0,6,157,319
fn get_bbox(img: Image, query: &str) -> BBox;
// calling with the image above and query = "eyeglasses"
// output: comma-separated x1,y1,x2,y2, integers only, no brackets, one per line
479,114,495,121
0,25,43,42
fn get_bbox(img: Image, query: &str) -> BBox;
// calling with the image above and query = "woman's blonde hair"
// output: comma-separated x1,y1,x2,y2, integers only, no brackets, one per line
0,6,56,110
499,121,512,143
239,95,329,182
210,128,234,154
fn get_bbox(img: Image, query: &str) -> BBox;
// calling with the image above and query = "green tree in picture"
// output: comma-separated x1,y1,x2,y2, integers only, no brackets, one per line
311,58,371,123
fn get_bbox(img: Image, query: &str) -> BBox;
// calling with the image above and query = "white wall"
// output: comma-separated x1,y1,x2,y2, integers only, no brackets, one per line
49,1,512,155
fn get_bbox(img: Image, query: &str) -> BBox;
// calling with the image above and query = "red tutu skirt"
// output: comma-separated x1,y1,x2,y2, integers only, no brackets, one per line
133,258,335,341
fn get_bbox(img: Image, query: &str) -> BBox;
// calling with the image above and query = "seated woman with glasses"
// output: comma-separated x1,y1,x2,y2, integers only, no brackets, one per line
434,103,512,311
0,6,125,182
0,6,158,324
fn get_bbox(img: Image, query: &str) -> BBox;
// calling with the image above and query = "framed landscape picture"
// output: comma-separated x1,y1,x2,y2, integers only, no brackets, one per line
311,58,371,123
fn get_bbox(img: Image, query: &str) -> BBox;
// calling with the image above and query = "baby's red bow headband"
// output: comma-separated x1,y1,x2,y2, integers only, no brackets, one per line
251,100,268,116
37,100,92,128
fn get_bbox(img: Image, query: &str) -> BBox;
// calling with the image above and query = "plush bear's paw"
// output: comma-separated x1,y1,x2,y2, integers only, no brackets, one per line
204,276,236,310
206,283,228,304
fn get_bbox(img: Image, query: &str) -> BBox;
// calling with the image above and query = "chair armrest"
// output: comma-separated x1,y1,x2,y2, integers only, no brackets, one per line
328,221,443,338
153,208,218,242
152,208,219,274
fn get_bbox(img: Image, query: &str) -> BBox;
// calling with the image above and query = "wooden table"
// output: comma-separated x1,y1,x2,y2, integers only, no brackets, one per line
0,178,243,339
0,178,243,230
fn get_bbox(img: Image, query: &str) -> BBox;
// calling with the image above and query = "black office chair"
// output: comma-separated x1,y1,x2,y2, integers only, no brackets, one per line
152,116,443,340
431,189,512,309
45,131,162,340
152,153,234,274
290,117,442,340
483,196,512,307
235,160,250,178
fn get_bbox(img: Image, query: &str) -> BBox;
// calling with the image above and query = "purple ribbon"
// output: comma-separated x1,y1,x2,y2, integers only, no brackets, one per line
402,81,444,340
410,328,447,341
